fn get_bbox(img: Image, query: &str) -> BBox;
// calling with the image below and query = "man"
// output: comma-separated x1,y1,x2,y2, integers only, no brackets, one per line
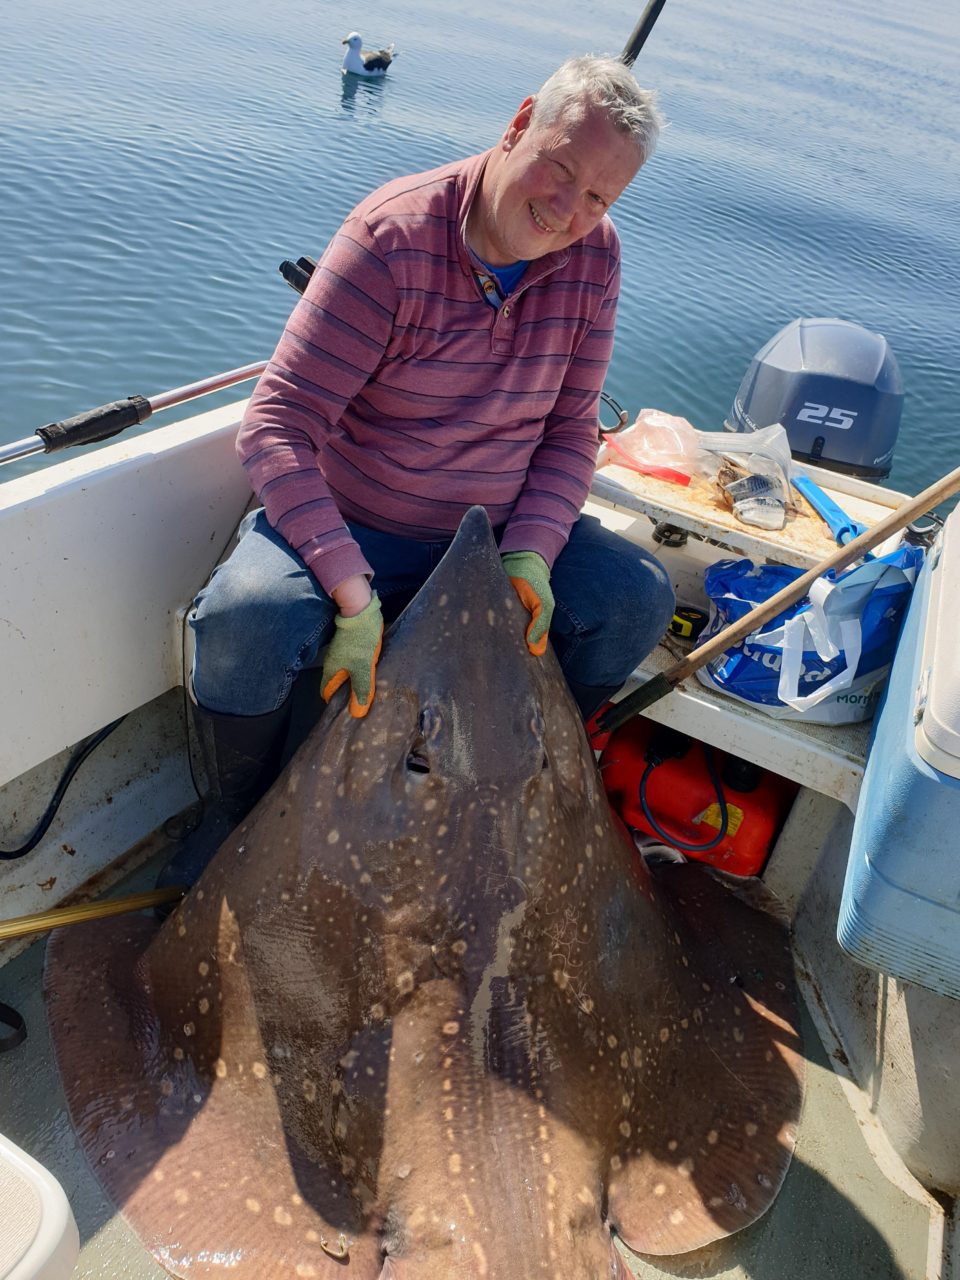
162,55,675,888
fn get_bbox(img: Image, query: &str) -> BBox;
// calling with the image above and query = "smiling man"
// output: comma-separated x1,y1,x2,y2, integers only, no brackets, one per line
162,56,674,893
466,88,647,265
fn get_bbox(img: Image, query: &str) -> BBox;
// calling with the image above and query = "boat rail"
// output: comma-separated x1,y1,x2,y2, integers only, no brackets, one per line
0,362,267,467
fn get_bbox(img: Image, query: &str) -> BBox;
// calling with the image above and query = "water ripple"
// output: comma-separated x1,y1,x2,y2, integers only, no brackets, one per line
1,0,957,498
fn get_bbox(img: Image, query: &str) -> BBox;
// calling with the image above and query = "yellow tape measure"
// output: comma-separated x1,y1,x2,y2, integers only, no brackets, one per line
668,606,708,640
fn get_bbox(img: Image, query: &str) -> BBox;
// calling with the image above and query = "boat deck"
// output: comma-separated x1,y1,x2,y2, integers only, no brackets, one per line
0,850,936,1280
0,432,948,1277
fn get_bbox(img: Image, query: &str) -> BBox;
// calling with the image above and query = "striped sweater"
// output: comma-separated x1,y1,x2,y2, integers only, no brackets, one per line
237,148,622,594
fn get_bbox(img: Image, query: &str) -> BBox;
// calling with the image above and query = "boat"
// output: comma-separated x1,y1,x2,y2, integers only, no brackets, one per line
1,308,958,1278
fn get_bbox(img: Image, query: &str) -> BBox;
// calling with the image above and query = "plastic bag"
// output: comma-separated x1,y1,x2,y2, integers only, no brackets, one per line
599,409,698,486
696,424,793,530
694,424,793,481
695,544,924,724
717,454,789,530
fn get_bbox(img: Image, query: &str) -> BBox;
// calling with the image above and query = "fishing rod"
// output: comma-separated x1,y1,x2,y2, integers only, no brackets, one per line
0,888,185,944
0,253,329,469
621,0,669,64
0,886,186,1051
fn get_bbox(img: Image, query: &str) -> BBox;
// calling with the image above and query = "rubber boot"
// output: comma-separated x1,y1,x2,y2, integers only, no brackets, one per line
564,678,621,723
156,698,292,904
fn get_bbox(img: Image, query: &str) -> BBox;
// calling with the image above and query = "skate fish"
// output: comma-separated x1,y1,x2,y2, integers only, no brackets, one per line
46,506,804,1278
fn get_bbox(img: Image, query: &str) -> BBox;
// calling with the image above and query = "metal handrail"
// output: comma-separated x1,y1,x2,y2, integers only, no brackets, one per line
0,360,267,468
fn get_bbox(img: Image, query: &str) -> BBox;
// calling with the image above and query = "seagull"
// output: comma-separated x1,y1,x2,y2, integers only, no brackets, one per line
341,32,397,77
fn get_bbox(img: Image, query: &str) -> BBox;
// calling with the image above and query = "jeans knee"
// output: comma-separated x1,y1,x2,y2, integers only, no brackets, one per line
638,555,676,638
557,546,674,689
190,572,333,714
621,551,675,656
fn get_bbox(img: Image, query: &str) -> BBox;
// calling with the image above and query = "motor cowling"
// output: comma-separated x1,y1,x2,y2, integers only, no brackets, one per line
725,317,903,479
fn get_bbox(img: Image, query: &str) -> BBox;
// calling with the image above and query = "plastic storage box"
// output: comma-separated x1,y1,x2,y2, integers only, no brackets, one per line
839,508,960,997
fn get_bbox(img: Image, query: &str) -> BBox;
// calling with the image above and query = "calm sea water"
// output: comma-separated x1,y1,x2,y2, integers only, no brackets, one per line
1,0,957,500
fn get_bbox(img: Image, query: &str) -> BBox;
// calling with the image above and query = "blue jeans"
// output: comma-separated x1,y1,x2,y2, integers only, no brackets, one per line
189,510,674,719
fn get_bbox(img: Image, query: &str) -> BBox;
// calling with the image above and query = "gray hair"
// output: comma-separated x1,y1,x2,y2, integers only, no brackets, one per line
530,55,664,166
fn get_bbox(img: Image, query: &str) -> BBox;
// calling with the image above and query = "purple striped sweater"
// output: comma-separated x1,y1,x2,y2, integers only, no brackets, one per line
237,148,622,594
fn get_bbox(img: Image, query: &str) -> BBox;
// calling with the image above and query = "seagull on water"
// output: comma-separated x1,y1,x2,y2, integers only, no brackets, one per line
341,32,397,77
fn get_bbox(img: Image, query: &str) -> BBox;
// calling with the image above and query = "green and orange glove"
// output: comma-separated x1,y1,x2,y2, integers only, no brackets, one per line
501,551,554,656
321,593,384,718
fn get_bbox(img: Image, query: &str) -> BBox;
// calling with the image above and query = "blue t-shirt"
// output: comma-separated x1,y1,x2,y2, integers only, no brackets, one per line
476,258,529,306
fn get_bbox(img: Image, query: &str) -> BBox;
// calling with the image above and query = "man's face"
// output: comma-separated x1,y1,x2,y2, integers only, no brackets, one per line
470,97,643,266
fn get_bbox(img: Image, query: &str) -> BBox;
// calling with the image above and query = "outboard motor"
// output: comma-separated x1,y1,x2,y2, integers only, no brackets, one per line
725,317,903,479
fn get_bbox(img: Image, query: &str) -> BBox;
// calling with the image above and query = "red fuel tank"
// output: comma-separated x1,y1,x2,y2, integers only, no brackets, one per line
599,718,797,877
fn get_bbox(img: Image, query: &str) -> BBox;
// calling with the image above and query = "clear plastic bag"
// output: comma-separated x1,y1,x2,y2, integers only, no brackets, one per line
695,424,793,530
717,454,789,529
598,409,698,486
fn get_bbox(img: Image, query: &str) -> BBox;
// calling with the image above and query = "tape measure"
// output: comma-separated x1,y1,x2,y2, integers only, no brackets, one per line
668,606,708,641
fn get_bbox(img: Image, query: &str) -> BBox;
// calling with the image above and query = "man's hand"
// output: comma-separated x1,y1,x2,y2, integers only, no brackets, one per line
501,551,554,656
321,593,384,718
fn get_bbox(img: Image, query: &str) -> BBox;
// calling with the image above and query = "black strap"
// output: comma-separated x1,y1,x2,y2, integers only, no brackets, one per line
0,1001,26,1053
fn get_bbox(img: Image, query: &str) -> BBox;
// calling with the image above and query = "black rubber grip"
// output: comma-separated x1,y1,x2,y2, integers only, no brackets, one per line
36,394,153,453
595,672,675,734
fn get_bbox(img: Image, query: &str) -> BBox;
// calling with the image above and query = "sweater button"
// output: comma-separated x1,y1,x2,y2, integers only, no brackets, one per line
502,304,511,317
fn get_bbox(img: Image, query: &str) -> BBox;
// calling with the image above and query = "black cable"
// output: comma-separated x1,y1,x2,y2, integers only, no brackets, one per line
0,718,125,860
638,744,730,852
598,390,629,434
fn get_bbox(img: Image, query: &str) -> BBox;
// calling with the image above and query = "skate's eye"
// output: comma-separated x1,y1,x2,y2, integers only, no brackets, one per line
407,707,441,773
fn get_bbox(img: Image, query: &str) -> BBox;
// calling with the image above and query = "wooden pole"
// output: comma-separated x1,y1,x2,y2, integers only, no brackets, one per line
598,462,960,733
0,886,185,943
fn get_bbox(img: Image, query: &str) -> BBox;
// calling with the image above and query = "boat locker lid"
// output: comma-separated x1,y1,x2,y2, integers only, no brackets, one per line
916,507,960,780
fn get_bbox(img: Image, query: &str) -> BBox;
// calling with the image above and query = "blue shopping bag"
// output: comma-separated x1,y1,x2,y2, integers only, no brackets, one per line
695,544,924,724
